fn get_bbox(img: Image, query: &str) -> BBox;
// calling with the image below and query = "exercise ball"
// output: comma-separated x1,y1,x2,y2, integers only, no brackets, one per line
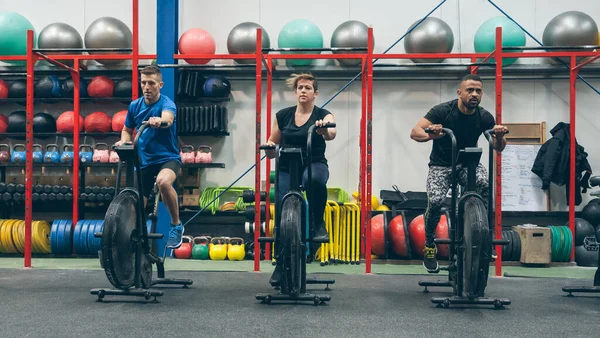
7,111,26,132
408,215,427,257
178,28,216,65
56,111,84,133
371,214,385,256
435,214,449,259
203,76,231,97
582,202,600,226
278,19,323,67
112,110,128,132
0,12,37,65
84,17,132,66
474,16,525,66
0,114,7,133
573,218,595,246
8,80,27,98
84,112,112,133
0,79,8,98
575,243,598,267
543,11,598,63
331,20,371,66
227,22,270,64
38,22,83,66
114,79,132,97
87,76,114,98
404,17,454,63
388,215,408,257
33,112,57,133
61,78,88,98
35,76,62,98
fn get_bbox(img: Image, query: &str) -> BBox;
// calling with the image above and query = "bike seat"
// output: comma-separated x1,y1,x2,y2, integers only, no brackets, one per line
590,175,600,187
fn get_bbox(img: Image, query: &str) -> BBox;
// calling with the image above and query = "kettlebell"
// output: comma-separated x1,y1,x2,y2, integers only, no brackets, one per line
32,144,44,163
109,150,120,163
173,236,194,259
61,144,74,163
209,237,227,260
192,236,210,260
0,144,11,163
180,145,195,164
93,143,110,163
227,237,246,261
195,145,213,163
44,144,60,163
79,144,94,163
11,144,26,163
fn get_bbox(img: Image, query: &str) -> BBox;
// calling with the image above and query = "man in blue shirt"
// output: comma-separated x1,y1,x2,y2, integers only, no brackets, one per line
115,65,184,248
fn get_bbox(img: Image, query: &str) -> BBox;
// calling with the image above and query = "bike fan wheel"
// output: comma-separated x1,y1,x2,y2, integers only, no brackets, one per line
280,196,303,297
101,190,152,290
462,196,491,299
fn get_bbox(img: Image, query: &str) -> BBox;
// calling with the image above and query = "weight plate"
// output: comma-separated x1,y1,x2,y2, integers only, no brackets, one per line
79,220,91,255
86,220,98,256
34,221,51,254
102,190,139,290
73,220,84,254
58,220,72,255
11,220,22,253
557,226,566,262
513,230,521,261
50,220,61,254
0,220,5,253
93,220,104,254
4,220,18,253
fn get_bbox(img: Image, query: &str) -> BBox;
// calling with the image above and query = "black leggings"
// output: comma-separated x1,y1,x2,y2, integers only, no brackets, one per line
424,164,489,246
277,162,329,227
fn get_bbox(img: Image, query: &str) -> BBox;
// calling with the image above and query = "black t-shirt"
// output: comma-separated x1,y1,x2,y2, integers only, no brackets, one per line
424,99,495,167
276,105,332,170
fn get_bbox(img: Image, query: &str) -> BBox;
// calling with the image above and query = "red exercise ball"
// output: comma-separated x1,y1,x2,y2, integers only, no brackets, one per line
56,111,84,133
389,215,408,257
85,112,112,133
0,79,8,99
112,110,127,132
178,28,216,65
409,215,426,257
87,76,115,98
371,214,385,257
435,214,450,259
0,114,8,133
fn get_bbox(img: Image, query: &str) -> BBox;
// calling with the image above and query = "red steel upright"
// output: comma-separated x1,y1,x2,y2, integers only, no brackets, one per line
494,27,504,276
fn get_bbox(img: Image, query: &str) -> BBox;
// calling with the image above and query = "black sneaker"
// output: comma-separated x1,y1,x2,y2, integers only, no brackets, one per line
269,263,282,286
312,223,330,243
423,245,439,273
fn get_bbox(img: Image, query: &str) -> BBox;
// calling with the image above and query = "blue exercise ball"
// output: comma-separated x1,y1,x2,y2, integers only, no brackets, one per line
278,19,323,67
474,16,526,66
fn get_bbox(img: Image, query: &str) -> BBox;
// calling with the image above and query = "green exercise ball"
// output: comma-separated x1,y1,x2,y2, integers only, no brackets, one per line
277,19,323,67
474,16,525,66
0,12,37,65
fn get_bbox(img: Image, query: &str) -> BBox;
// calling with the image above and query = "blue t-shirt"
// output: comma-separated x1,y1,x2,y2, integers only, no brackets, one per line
124,95,180,168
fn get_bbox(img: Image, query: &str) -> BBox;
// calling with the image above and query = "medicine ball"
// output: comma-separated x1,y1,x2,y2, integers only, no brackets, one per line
114,79,132,97
35,75,62,98
84,111,112,133
203,76,231,97
61,78,88,98
8,80,27,98
33,112,57,133
56,111,84,133
111,110,127,132
7,111,26,132
87,76,115,98
0,114,8,133
0,79,8,98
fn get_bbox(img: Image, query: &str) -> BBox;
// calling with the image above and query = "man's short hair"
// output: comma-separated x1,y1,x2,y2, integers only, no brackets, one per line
460,74,482,85
141,65,162,78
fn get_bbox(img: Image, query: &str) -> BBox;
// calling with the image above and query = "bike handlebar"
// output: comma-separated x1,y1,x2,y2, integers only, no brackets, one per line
112,121,169,151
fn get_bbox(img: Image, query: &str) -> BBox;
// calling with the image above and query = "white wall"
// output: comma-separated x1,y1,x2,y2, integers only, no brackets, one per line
1,0,599,210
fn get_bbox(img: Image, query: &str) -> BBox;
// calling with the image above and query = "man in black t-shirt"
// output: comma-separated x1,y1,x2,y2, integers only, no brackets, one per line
410,74,508,273
264,73,337,286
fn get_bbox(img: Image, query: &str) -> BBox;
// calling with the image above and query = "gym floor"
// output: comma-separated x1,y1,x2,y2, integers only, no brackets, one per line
1,259,598,338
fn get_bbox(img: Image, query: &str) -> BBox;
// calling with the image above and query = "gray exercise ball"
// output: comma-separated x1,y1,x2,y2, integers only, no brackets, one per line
84,17,132,66
542,11,599,63
227,22,270,65
38,22,83,66
330,20,371,67
404,17,454,63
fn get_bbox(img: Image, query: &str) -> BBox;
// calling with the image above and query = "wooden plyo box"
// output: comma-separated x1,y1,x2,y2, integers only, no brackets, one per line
513,225,552,265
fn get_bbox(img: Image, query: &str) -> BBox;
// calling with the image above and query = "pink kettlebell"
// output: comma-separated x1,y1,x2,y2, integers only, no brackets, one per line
180,145,196,164
195,145,212,164
109,150,120,163
93,143,110,163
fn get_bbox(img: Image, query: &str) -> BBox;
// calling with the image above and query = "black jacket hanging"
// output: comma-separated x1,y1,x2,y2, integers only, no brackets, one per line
531,122,592,205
